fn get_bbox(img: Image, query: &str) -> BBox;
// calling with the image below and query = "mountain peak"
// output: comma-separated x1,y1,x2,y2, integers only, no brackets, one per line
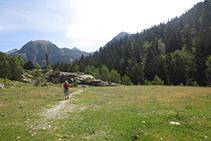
10,41,90,66
113,32,131,40
105,31,131,46
32,40,53,45
72,47,80,51
116,32,131,37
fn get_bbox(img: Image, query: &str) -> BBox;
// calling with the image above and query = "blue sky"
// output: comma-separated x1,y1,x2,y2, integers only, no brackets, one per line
0,0,204,52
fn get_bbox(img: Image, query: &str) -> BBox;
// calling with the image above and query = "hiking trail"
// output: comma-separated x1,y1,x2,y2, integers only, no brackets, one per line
28,89,83,130
41,89,83,119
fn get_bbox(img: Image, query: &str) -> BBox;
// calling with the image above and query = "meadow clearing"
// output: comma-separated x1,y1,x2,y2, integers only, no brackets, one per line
0,84,211,140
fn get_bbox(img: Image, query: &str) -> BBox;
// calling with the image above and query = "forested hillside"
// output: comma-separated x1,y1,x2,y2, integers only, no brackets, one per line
71,0,211,86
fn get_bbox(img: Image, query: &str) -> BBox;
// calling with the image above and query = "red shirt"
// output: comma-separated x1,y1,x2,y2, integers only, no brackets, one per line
63,83,69,89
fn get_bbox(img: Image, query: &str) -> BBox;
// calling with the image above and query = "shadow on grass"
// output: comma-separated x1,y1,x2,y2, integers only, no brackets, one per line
58,99,66,101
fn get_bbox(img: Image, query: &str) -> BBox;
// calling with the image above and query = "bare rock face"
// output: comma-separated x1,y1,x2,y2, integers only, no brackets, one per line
73,75,94,84
59,72,78,83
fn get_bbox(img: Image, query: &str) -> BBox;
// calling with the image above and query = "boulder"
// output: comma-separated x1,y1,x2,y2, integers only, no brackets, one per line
73,75,94,84
108,83,117,86
9,86,17,89
24,73,34,79
21,74,30,83
22,78,28,83
0,83,5,89
59,72,78,83
86,79,116,86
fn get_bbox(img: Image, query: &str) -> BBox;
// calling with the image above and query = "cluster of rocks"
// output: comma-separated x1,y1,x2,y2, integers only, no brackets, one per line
21,70,116,87
22,73,35,84
50,71,116,86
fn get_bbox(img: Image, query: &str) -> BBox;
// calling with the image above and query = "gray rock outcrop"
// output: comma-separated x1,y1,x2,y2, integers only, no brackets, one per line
50,71,116,86
21,70,116,87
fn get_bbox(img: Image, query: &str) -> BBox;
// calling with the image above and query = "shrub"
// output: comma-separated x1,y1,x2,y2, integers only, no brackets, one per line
109,69,121,83
3,78,13,88
34,77,41,87
152,75,164,85
186,78,199,87
192,81,199,87
179,83,184,86
122,75,133,85
144,80,152,85
34,63,41,69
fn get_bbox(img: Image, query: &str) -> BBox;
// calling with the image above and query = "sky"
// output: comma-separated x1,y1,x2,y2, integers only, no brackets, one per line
0,0,204,53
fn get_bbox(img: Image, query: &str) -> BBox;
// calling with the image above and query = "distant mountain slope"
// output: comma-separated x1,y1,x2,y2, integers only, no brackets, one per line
61,47,89,62
10,40,89,66
105,32,131,46
5,49,18,55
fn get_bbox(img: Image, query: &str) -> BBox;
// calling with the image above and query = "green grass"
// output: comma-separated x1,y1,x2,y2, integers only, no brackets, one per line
0,77,30,88
0,85,211,140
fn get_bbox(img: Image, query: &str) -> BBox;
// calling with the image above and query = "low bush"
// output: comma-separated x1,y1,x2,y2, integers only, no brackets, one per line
34,77,41,87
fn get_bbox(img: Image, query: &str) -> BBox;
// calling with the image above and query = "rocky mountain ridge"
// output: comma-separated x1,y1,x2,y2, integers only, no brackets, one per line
9,40,90,66
5,49,18,55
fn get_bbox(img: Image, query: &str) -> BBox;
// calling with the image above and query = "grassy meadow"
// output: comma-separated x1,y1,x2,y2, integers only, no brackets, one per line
0,84,211,140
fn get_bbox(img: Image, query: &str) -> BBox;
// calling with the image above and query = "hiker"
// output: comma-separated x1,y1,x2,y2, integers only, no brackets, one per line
63,80,69,100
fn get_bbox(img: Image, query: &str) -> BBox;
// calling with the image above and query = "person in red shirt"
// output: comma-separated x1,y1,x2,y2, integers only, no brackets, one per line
63,80,70,100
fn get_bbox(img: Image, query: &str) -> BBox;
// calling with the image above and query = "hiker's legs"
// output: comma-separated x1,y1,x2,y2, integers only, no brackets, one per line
64,90,67,100
66,89,69,99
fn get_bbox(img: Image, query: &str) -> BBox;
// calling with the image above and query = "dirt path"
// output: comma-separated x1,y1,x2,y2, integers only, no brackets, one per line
29,89,83,130
41,89,83,119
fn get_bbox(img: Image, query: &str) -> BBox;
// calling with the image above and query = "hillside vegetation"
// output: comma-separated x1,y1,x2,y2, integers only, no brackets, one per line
0,85,211,140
